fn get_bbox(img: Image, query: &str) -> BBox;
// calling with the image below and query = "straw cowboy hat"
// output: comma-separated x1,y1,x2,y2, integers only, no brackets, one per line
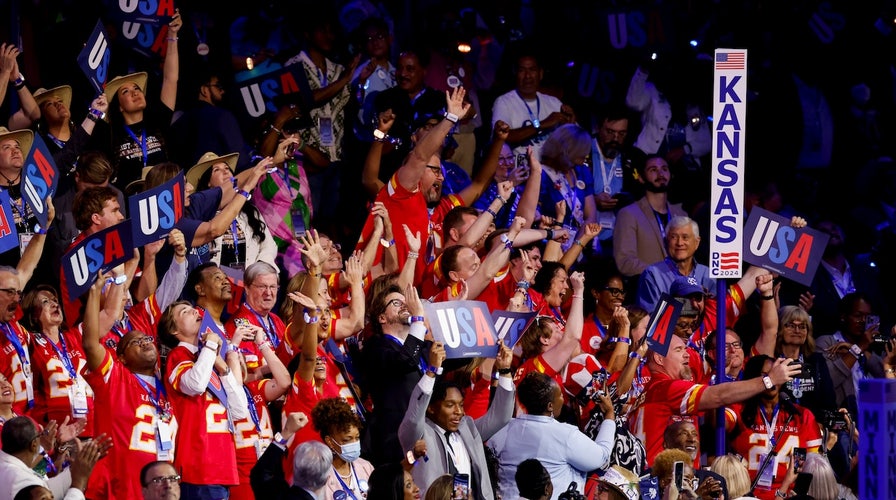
104,72,148,104
0,127,34,158
125,165,156,195
186,151,240,188
33,85,73,110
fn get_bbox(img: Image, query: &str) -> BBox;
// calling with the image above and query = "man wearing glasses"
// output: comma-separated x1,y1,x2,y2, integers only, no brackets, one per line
226,262,286,380
141,461,181,500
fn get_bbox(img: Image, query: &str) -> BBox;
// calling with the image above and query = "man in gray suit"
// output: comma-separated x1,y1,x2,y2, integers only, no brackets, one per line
398,340,515,500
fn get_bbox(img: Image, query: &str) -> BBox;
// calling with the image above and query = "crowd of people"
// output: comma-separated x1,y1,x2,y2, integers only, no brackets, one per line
0,2,893,500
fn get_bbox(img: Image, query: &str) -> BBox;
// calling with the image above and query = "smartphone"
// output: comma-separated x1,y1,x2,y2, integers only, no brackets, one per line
673,461,684,491
866,314,881,331
453,473,469,500
793,447,807,473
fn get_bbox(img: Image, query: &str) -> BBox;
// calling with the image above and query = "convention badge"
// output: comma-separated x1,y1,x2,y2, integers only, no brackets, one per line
68,382,89,418
359,479,369,492
376,69,387,80
604,185,612,194
157,420,173,454
18,232,34,257
319,116,335,147
197,43,210,56
234,317,251,329
589,335,602,350
792,382,803,399
755,453,775,489
458,67,465,78
24,371,34,403
599,211,615,230
575,180,586,190
291,209,307,240
447,75,461,88
255,438,271,459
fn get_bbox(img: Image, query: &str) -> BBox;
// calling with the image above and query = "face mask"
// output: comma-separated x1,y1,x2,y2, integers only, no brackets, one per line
334,439,361,462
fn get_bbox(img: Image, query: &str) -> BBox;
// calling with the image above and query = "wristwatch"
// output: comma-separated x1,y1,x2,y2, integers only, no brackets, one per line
204,340,219,352
443,111,459,123
380,237,395,248
848,344,863,359
373,129,387,141
274,432,288,446
762,375,774,390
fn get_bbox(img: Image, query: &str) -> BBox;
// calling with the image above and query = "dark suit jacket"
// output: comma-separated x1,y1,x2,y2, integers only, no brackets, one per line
361,331,431,465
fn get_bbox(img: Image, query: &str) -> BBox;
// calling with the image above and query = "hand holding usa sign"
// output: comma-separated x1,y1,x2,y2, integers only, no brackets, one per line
644,293,683,357
742,207,829,287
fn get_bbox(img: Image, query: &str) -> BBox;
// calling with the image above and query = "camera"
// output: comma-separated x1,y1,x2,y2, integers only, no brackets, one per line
558,482,585,500
821,410,849,432
788,360,813,379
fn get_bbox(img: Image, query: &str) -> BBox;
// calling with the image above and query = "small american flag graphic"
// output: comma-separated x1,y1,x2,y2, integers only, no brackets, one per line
715,52,745,70
718,252,741,270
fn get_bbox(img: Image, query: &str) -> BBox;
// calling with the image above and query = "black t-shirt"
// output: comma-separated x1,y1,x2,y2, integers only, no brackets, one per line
109,104,175,192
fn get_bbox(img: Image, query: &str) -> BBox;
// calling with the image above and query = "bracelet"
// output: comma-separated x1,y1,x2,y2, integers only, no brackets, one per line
13,74,25,90
407,251,419,259
485,208,498,218
427,365,444,375
885,368,895,375
35,227,48,235
500,233,513,250
761,295,775,301
497,367,512,375
443,111,459,123
235,187,252,200
516,281,530,290
88,108,105,120
410,316,425,323
571,294,583,299
166,37,178,42
607,337,632,345
497,196,509,206
775,490,787,499
85,112,99,123
545,228,554,241
628,352,644,362
269,125,282,136
573,239,586,248
491,371,500,381
229,344,241,354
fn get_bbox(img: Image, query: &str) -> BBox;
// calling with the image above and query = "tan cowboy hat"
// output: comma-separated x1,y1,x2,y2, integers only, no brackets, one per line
0,127,34,157
33,85,73,110
598,465,641,500
124,165,156,195
186,151,239,188
104,72,148,105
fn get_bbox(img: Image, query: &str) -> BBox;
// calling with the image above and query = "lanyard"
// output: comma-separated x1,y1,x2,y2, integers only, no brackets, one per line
597,154,619,194
279,163,293,197
5,189,28,225
317,65,328,87
243,385,261,432
516,90,541,128
2,323,31,376
46,133,66,149
133,373,170,420
549,306,566,327
111,314,132,339
245,304,280,349
385,335,427,373
592,315,608,340
124,126,148,167
229,219,241,264
43,333,77,379
654,208,670,239
334,464,360,500
759,404,780,449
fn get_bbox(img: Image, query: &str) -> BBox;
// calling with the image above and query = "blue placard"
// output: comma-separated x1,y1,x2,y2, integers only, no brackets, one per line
424,300,499,359
22,135,59,230
0,191,19,254
198,311,229,353
233,65,313,119
491,310,536,349
742,207,830,287
857,378,896,499
644,293,682,357
128,171,184,247
106,0,176,59
62,221,134,299
78,20,111,95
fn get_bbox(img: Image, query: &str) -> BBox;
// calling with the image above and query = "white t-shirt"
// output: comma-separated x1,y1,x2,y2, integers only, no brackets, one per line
492,90,562,166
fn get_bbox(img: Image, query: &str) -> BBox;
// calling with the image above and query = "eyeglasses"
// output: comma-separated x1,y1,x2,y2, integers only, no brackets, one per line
251,284,280,293
426,165,443,176
725,341,742,350
126,335,154,349
0,288,23,299
387,299,405,309
603,287,626,297
784,322,808,331
148,475,181,485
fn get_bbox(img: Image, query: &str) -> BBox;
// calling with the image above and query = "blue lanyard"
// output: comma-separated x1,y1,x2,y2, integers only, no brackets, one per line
124,126,148,166
43,333,77,379
592,315,608,340
229,219,241,263
317,66,328,87
111,314,131,339
133,373,170,420
243,385,261,432
279,165,293,197
654,209,670,239
2,323,33,408
385,335,427,373
245,304,280,349
516,90,541,128
549,306,566,327
760,404,780,448
334,464,360,500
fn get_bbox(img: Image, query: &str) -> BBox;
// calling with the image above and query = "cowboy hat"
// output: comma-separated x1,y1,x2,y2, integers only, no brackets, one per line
33,85,73,110
0,127,34,158
186,151,240,188
104,72,148,105
124,165,156,195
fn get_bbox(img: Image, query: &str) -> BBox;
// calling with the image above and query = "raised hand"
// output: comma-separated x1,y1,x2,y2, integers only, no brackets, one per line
497,180,514,201
404,283,426,317
445,86,470,118
377,109,396,133
343,252,364,285
493,120,510,142
298,229,327,268
495,340,513,370
287,291,318,311
403,224,421,253
428,342,446,370
569,271,585,294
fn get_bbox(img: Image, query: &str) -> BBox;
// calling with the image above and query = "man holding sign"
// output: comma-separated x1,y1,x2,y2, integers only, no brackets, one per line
0,127,38,269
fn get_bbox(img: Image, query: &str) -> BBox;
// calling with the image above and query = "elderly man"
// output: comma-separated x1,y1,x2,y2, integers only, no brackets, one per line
637,216,715,313
631,334,801,465
225,261,286,378
250,412,331,500
140,461,181,500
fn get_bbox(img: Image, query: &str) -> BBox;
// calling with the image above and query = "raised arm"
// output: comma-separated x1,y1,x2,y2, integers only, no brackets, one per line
458,180,514,249
559,223,601,270
396,225,421,291
332,254,365,340
606,306,634,373
193,159,268,246
82,273,108,370
542,271,585,372
160,11,181,111
293,292,323,384
515,146,542,227
697,357,799,411
458,120,508,205
361,109,394,197
396,87,471,191
752,272,778,357
465,217,526,299
17,197,54,286
7,54,40,128
252,325,290,401
287,229,327,344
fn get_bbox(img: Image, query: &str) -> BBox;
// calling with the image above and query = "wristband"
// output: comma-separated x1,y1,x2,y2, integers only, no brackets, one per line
497,196,509,206
410,316,425,323
497,367,512,375
269,125,282,136
443,111,459,123
203,340,219,352
607,337,631,345
85,112,99,123
235,187,252,200
113,274,127,285
166,37,178,42
35,227,48,235
229,344,241,354
573,239,586,248
373,129,388,142
762,375,774,390
628,352,644,362
491,371,500,381
775,490,787,499
88,108,106,121
545,228,554,241
303,310,320,324
571,294,583,299
485,208,498,218
407,251,419,259
500,233,513,250
427,365,444,375
274,432,288,446
848,344,863,359
760,295,775,301
13,74,25,90
380,238,395,248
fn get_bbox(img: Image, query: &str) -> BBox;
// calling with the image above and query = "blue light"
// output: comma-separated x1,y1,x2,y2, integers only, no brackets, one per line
690,39,699,47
